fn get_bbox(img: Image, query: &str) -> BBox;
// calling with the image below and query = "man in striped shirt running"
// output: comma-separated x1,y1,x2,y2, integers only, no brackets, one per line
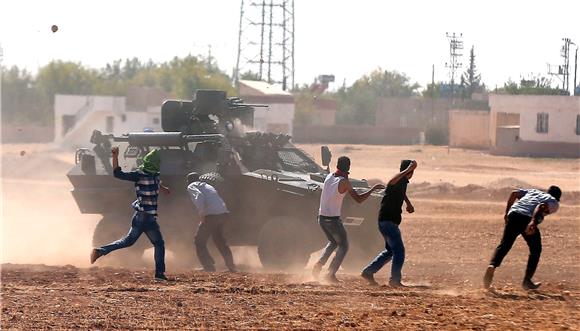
90,147,170,280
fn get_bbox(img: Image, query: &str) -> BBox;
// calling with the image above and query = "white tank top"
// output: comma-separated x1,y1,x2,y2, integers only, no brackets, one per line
319,173,346,217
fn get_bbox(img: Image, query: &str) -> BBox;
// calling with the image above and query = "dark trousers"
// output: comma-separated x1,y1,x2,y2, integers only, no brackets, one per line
490,212,542,279
363,220,405,282
317,216,349,276
194,214,235,271
99,212,165,274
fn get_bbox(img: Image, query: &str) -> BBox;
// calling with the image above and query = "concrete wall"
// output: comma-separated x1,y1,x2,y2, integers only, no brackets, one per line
54,94,162,147
292,125,420,145
489,95,580,144
54,95,125,142
491,126,580,158
375,97,454,129
309,109,337,126
448,110,490,149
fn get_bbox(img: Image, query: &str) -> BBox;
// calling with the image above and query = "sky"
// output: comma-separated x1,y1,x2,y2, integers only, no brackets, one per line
0,0,579,92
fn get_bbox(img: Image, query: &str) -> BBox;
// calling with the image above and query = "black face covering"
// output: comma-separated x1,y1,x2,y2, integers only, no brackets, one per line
400,159,412,172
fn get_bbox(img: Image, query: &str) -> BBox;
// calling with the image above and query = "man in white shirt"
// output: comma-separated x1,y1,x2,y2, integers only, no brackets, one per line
187,172,236,272
313,156,384,283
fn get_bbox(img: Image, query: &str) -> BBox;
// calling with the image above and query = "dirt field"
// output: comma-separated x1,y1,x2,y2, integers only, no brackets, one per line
2,143,579,329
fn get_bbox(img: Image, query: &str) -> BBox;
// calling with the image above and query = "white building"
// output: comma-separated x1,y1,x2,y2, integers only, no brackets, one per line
238,80,295,135
489,95,580,157
54,94,162,147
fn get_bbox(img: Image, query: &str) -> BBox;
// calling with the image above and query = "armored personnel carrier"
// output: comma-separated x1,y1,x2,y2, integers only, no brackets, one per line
68,89,383,270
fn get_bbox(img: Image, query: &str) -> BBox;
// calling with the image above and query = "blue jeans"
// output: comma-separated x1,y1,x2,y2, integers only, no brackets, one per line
363,221,405,282
98,212,166,274
317,216,349,276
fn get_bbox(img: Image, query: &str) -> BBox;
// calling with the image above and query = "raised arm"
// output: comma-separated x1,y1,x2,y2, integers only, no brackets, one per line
112,146,120,169
388,161,417,186
339,179,385,204
111,146,140,182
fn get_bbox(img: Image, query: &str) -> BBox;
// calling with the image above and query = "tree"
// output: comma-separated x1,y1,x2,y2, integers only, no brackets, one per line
1,66,45,123
497,76,566,95
2,55,238,126
336,68,420,125
239,71,261,81
461,46,482,98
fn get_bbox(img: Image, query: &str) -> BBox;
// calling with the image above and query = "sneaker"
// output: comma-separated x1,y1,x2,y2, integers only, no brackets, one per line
325,273,340,284
155,273,168,281
522,278,541,290
90,248,103,264
312,262,322,278
361,271,379,286
388,280,405,288
483,265,495,289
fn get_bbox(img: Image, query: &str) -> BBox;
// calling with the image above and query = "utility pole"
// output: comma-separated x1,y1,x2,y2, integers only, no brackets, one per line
207,44,213,71
431,64,435,124
548,38,573,94
574,45,578,96
562,38,572,92
445,32,463,99
234,0,295,90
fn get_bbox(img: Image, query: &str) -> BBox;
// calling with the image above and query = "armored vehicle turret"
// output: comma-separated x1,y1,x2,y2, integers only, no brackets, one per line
68,89,383,270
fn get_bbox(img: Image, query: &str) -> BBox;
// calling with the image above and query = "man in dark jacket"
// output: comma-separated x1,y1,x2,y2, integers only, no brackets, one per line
361,159,417,287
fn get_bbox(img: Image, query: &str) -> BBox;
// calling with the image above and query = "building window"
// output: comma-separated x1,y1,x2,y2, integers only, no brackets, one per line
121,114,127,122
152,117,160,125
106,116,114,133
536,113,549,133
576,115,580,135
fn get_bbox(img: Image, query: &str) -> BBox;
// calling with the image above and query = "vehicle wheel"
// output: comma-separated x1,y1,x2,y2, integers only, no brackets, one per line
257,216,312,271
92,214,147,268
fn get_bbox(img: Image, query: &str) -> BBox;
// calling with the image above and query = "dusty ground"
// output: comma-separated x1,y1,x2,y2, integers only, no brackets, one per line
2,143,579,329
2,264,579,330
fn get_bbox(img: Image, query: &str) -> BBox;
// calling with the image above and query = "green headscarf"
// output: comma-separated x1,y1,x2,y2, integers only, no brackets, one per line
139,149,161,175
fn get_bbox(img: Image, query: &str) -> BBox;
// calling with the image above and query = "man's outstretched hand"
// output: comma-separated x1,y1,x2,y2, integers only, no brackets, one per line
160,184,171,195
111,146,119,157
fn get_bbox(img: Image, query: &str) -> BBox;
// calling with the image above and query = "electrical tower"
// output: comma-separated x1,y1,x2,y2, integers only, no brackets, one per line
234,0,295,90
548,38,575,93
445,32,463,97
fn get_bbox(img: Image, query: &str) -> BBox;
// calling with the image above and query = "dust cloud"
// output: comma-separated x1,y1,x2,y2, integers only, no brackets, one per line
1,144,99,267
